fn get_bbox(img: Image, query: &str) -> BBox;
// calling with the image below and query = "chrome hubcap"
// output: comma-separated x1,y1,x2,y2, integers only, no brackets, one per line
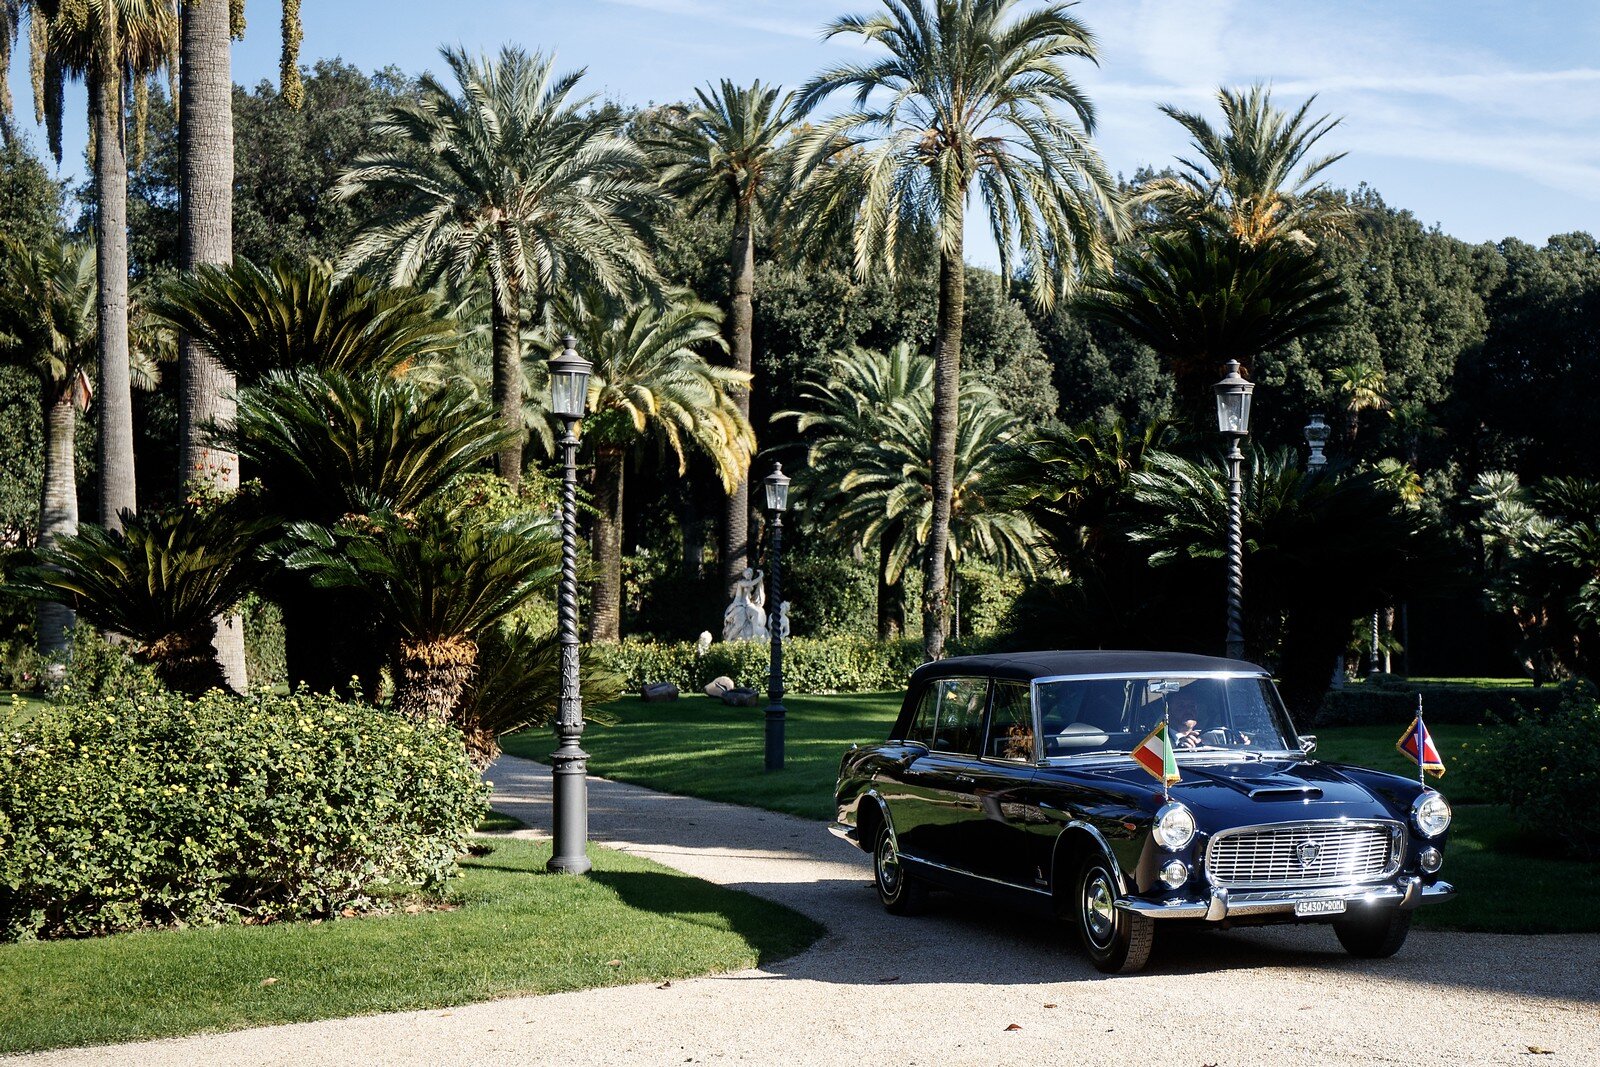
877,836,902,895
1083,870,1116,947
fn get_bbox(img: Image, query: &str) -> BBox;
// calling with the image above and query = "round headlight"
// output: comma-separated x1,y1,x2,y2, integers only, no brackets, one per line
1413,791,1451,838
1159,859,1189,889
1153,802,1196,850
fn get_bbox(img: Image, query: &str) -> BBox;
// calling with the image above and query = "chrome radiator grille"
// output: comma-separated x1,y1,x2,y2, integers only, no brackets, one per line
1205,821,1401,889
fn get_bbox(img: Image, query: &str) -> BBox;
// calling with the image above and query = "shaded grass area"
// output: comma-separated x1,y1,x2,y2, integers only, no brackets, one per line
475,807,527,832
506,693,1596,934
502,692,904,821
0,837,822,1056
3,690,46,725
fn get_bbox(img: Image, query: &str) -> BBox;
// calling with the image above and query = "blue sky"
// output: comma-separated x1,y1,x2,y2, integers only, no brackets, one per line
8,0,1598,264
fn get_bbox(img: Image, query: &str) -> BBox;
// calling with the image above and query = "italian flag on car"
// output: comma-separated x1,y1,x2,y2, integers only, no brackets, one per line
1133,721,1180,785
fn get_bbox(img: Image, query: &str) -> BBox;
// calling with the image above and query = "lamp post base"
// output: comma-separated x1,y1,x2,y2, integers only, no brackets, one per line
763,702,786,772
547,741,592,875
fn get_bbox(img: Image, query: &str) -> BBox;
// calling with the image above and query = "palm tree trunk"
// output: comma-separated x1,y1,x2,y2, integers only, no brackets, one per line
721,205,756,601
36,379,79,660
490,277,523,491
587,445,625,642
91,68,137,531
922,204,965,661
876,526,903,641
179,0,245,690
392,636,478,723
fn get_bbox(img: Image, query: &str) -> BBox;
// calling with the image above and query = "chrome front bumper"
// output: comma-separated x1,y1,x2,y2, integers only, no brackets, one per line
827,822,859,845
1116,877,1456,921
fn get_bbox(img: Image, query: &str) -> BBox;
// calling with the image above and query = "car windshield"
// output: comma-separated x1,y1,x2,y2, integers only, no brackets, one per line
1035,674,1299,760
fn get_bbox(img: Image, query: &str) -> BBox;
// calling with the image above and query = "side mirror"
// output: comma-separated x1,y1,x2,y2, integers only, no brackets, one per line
1299,735,1317,756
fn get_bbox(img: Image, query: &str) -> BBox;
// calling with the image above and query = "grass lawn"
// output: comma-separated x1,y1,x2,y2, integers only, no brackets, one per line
504,693,1596,934
3,690,46,725
501,692,904,820
0,837,822,1056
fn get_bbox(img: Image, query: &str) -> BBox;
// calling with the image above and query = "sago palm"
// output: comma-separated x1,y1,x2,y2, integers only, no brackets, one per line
16,505,267,694
1136,84,1356,247
642,79,798,595
335,45,663,490
0,235,95,656
284,508,561,725
213,370,518,524
153,258,458,384
794,0,1121,658
548,288,752,641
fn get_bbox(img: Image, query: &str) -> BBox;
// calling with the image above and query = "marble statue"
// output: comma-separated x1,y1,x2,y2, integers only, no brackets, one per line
775,600,791,640
722,567,768,642
696,630,713,656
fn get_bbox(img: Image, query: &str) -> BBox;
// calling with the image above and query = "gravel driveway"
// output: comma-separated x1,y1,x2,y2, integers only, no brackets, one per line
15,754,1599,1066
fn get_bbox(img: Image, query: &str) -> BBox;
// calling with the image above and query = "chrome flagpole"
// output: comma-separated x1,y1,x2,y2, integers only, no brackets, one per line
1162,693,1172,803
1415,694,1425,786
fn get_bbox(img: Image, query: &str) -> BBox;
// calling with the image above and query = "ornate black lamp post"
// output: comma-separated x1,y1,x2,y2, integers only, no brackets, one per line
547,335,593,875
763,463,789,772
1214,360,1255,661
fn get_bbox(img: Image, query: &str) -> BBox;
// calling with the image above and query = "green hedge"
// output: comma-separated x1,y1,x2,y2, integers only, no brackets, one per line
0,685,486,942
1474,684,1600,860
594,637,933,695
1314,678,1564,727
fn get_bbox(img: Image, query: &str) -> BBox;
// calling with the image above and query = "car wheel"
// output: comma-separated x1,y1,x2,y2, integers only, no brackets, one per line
873,823,927,915
1074,853,1154,974
1333,909,1412,958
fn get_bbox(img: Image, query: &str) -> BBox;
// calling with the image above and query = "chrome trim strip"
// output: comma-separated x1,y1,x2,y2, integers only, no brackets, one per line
1030,670,1268,685
899,853,1053,897
1204,818,1405,889
1117,878,1455,920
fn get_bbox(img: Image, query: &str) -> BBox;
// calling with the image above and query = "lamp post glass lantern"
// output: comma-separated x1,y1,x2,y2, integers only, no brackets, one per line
1214,360,1254,662
763,463,789,772
547,335,592,875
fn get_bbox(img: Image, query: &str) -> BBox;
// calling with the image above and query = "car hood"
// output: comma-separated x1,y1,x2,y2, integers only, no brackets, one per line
1076,757,1400,823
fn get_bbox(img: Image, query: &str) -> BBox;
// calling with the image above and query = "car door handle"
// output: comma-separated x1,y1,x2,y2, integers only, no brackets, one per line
951,773,976,785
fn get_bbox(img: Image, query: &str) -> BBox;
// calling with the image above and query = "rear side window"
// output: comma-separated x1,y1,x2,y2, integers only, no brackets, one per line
930,677,990,756
986,682,1034,761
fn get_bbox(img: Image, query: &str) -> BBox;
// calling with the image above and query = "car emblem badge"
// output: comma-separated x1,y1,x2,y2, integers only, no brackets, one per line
1296,840,1322,867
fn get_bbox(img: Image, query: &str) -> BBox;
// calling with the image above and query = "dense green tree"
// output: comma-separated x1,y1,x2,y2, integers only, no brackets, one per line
642,80,799,598
336,46,663,490
795,0,1121,659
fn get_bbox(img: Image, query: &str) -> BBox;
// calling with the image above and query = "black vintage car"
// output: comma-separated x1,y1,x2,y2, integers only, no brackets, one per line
830,651,1455,973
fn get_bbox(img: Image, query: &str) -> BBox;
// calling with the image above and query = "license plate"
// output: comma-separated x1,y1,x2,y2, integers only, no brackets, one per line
1294,898,1346,917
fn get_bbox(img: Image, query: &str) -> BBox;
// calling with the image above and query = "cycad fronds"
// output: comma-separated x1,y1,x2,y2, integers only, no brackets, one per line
152,258,458,382
214,370,516,522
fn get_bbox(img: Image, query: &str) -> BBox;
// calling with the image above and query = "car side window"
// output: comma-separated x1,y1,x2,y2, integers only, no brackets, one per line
985,682,1034,761
931,677,989,756
904,686,938,745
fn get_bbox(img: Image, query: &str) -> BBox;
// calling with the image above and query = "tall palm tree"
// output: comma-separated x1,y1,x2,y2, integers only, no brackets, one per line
1136,84,1356,247
1076,228,1345,400
1330,352,1387,444
0,235,95,657
550,289,752,641
795,0,1121,659
5,0,179,531
778,342,933,638
642,80,798,600
154,258,458,383
335,45,664,491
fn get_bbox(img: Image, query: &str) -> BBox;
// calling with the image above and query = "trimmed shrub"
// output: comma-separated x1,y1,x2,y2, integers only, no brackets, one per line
595,637,929,694
1474,684,1600,860
1313,679,1564,727
0,685,486,942
242,594,287,689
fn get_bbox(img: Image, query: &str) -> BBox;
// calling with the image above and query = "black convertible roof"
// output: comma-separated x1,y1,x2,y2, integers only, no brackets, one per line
910,650,1267,684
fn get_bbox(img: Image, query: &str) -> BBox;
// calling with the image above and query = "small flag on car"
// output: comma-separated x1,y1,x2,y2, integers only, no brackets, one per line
1396,696,1445,780
1133,721,1180,789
